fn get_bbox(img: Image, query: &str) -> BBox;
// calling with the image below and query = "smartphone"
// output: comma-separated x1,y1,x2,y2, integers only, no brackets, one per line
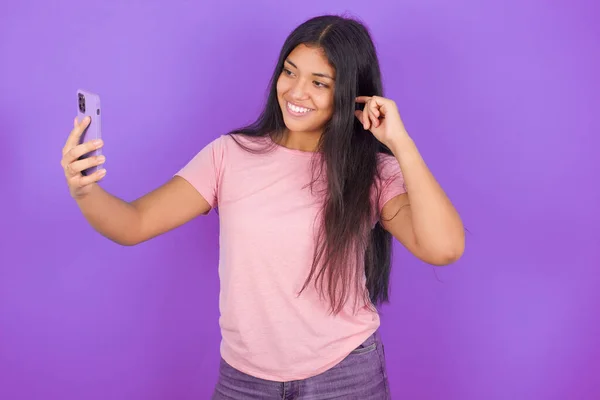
76,89,102,176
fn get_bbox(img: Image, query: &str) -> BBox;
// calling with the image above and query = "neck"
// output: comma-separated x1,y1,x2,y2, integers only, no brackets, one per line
278,129,322,152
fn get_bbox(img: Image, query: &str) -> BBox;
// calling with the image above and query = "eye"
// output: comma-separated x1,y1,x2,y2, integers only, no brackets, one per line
282,68,294,76
314,81,328,88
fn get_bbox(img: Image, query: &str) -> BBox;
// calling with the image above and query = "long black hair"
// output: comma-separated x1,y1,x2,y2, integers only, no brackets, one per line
228,15,394,314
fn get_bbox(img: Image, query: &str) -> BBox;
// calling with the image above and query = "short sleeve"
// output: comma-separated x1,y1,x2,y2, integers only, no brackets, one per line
174,136,225,209
377,153,407,214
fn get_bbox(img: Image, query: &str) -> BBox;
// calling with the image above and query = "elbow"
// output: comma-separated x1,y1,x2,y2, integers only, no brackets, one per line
104,232,142,246
92,228,140,246
430,248,463,266
117,232,148,246
108,236,139,246
427,238,465,266
113,220,145,246
118,238,139,246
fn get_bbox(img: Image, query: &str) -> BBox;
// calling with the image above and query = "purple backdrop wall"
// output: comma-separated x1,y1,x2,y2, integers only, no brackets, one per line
1,0,598,399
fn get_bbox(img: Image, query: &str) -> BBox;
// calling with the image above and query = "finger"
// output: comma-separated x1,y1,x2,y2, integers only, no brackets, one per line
68,155,106,175
355,109,369,130
371,96,396,117
363,102,371,130
68,167,106,189
79,168,107,186
63,140,103,165
62,117,81,156
357,95,389,107
370,95,387,106
364,96,380,116
357,97,382,128
354,110,363,123
64,116,91,152
368,100,381,119
366,101,380,128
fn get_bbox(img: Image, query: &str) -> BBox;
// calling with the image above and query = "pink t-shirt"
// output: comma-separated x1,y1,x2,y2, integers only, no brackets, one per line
175,134,406,381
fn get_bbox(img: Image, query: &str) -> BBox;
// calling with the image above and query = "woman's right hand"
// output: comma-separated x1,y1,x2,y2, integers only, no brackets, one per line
61,116,107,199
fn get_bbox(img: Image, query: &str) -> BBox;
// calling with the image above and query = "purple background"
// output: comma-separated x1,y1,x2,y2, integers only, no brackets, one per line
1,0,598,399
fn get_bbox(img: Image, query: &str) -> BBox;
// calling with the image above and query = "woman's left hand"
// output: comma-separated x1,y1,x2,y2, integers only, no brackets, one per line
355,96,408,148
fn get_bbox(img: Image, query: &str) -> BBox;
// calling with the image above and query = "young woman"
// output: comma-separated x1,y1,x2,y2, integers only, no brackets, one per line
61,14,464,400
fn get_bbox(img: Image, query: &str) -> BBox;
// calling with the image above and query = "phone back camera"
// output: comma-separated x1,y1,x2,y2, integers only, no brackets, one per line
78,93,86,113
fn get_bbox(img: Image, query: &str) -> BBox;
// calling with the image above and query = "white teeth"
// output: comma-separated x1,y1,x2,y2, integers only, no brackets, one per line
288,102,311,114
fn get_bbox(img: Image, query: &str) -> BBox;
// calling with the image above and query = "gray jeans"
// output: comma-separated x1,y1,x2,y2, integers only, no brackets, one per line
211,331,391,399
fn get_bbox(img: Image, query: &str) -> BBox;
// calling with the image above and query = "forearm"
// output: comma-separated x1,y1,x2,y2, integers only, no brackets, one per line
388,134,464,257
75,184,142,246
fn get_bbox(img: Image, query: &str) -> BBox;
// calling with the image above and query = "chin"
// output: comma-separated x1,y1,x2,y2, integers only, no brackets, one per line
283,119,319,134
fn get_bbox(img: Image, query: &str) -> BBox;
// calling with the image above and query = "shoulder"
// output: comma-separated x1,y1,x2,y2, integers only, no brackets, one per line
190,133,275,172
209,133,271,152
193,133,248,160
206,133,236,150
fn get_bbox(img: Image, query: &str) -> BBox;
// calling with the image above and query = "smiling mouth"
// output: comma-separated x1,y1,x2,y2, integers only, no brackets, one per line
286,101,314,116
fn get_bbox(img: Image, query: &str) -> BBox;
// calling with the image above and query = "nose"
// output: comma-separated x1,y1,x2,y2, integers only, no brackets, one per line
289,77,310,101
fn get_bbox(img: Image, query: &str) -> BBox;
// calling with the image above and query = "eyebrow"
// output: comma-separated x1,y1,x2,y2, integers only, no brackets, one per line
285,59,335,80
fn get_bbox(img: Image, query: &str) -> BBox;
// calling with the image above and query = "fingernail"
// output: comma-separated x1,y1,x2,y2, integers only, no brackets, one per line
93,139,103,147
98,156,106,163
85,116,91,122
99,169,106,175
